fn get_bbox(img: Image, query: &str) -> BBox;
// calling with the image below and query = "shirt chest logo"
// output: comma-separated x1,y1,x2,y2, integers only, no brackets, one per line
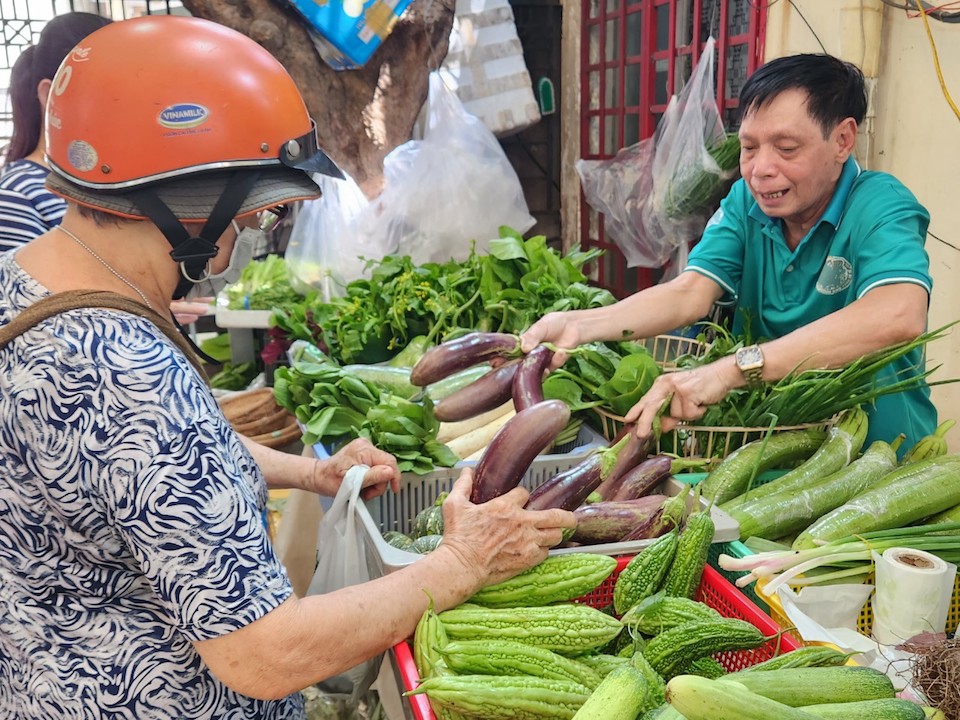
816,256,853,295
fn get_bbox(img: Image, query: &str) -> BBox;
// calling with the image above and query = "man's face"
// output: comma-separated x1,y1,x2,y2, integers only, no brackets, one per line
738,88,852,232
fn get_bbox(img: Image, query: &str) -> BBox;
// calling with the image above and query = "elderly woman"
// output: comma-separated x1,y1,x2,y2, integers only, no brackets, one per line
0,16,574,719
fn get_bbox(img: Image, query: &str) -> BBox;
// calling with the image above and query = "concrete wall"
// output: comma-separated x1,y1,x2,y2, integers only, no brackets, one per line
765,0,960,448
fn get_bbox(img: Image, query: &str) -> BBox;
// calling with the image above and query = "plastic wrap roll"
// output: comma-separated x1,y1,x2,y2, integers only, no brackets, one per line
872,547,957,645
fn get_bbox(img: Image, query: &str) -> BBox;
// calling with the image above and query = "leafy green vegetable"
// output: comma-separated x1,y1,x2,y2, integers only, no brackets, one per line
226,255,303,311
199,333,232,364
209,362,258,391
269,226,616,365
272,342,457,474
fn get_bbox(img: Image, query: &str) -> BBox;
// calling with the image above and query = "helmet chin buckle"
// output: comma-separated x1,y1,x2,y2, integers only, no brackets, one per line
169,236,219,264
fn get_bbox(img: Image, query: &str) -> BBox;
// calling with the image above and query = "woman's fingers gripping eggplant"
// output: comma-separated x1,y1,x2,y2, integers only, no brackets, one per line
470,399,571,504
410,332,521,386
512,344,556,412
433,360,520,422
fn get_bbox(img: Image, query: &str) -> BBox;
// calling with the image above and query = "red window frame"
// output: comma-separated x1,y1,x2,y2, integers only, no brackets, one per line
579,0,767,298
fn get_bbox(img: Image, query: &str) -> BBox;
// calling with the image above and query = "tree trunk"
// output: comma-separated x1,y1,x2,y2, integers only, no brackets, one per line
181,0,454,198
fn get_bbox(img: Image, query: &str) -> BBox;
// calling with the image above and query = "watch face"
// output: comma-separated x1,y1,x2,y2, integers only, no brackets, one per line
737,345,763,368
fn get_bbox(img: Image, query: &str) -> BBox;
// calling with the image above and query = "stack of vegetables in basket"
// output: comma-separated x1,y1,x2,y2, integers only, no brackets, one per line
698,406,960,599
384,333,708,554
405,515,934,719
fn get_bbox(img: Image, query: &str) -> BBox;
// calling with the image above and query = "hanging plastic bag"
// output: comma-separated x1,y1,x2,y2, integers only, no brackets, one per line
305,465,380,703
649,37,738,247
357,72,535,265
575,137,659,267
284,172,377,301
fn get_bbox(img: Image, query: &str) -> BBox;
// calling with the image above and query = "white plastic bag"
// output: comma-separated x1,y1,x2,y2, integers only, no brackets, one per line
306,465,381,701
284,172,376,301
649,37,732,245
576,137,659,267
357,72,535,265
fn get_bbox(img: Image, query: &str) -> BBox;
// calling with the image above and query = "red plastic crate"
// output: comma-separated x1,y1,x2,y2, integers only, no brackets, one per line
394,559,801,720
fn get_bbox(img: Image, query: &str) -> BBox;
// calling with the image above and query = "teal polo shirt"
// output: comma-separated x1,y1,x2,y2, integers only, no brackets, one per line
685,158,936,453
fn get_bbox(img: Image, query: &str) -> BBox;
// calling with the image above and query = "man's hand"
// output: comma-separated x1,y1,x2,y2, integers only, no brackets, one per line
520,312,581,369
171,298,214,324
623,356,741,437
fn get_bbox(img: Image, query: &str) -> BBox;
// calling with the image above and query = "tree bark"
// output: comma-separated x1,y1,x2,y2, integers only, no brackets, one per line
181,0,454,198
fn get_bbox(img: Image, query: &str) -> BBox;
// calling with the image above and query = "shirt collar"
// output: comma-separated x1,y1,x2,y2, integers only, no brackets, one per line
747,157,863,230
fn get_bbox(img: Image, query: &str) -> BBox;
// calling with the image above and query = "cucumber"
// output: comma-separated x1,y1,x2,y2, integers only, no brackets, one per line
718,666,895,706
342,364,419,399
389,335,432,367
425,366,492,402
571,664,650,719
666,675,820,720
803,698,925,720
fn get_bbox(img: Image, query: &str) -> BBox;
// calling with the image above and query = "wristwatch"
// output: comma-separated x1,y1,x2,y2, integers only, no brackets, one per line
735,344,765,387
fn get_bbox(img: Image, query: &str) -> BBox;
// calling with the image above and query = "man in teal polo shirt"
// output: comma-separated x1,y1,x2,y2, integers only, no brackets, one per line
521,53,936,450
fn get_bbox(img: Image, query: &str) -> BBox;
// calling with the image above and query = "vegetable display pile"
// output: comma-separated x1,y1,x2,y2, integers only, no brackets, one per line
376,332,709,551
405,547,932,719
702,413,960,599
269,227,616,365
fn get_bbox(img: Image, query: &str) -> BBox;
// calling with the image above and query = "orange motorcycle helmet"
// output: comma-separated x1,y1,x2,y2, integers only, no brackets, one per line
45,14,341,223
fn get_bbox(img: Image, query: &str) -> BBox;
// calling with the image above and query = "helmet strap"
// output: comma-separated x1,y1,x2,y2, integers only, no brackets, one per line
129,171,262,299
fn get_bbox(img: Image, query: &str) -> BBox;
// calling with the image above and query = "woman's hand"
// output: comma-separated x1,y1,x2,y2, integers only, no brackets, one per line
436,469,576,591
316,438,401,499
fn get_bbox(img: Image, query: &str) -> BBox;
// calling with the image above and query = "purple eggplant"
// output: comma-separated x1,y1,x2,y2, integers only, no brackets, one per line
434,360,521,422
410,332,521,386
621,487,691,541
512,344,555,412
594,431,652,500
608,455,673,501
471,399,571,504
571,496,668,544
525,454,603,511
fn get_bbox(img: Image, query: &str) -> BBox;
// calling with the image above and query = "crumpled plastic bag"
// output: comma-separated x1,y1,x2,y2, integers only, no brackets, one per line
306,465,380,704
356,71,535,265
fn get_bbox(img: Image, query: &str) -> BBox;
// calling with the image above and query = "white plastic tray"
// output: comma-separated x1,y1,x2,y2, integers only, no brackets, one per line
214,290,272,329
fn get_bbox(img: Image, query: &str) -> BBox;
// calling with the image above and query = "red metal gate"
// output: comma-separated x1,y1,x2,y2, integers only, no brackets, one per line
580,0,766,298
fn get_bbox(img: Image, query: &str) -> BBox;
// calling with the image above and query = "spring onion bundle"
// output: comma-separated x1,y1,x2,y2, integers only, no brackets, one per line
719,522,960,596
677,322,959,428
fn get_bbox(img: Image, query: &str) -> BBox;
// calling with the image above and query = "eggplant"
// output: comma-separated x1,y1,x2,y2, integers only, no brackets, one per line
433,360,521,422
471,399,571,504
512,344,555,412
571,496,668,544
525,454,603,511
621,488,691,541
594,431,652,500
607,455,673,501
410,332,521,387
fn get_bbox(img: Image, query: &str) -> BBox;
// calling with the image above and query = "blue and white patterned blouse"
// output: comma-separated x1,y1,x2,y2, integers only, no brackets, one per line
0,161,67,253
0,252,305,719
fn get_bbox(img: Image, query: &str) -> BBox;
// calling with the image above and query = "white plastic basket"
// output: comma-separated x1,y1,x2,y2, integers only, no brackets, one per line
357,426,740,577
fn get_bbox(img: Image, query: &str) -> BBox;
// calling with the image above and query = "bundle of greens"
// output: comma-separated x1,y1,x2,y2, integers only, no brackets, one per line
672,322,957,428
542,341,661,417
226,254,302,311
270,226,616,365
663,132,741,220
273,342,457,474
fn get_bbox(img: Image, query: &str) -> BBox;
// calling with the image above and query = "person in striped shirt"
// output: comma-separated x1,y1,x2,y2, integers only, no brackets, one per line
0,13,112,253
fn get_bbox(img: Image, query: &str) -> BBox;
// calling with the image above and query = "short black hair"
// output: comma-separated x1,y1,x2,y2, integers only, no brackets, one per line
738,54,867,137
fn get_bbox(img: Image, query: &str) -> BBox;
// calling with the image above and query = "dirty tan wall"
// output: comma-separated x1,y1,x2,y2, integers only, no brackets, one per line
766,0,960,448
